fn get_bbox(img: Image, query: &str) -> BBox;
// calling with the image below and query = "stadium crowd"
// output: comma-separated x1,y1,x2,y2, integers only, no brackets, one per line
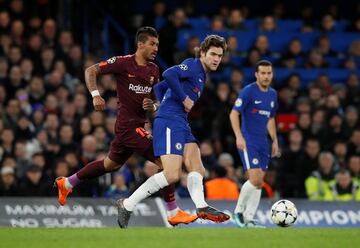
0,0,360,201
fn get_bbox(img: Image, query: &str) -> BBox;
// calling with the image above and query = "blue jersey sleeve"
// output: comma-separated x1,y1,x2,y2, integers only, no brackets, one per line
162,59,195,102
233,87,251,113
154,80,168,101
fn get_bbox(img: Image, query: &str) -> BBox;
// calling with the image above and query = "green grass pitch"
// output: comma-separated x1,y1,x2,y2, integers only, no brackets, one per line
1,228,359,248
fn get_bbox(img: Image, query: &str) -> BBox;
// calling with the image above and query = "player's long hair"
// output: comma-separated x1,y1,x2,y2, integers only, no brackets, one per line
194,34,227,58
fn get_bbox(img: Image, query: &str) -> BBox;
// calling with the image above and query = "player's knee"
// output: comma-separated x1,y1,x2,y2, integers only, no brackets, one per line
196,166,206,177
249,177,263,188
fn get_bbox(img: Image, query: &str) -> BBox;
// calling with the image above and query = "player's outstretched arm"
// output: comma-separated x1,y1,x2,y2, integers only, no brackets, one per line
85,64,105,111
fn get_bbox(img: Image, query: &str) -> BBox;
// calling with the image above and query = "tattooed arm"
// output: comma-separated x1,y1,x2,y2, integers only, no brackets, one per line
84,64,106,111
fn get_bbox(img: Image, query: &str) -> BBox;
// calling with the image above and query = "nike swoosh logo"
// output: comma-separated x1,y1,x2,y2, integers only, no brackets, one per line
254,101,262,104
128,74,136,78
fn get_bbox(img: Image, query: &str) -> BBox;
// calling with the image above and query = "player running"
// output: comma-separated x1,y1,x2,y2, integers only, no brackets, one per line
54,26,197,226
116,34,230,228
230,60,279,228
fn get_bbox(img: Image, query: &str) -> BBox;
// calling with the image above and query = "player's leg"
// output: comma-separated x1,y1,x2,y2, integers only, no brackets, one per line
183,142,230,223
243,168,265,223
117,119,188,228
234,146,266,227
140,133,197,226
117,154,183,228
54,135,132,206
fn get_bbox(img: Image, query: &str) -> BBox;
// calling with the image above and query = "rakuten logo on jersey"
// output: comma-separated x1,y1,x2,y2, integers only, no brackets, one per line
129,84,152,94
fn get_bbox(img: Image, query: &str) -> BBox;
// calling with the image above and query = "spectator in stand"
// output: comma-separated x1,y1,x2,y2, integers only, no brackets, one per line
174,36,200,64
281,39,305,68
42,18,57,47
159,8,190,65
348,155,360,184
200,140,217,171
205,166,239,200
104,174,129,199
346,73,360,106
328,169,360,201
18,164,49,196
333,140,348,168
142,0,167,30
305,151,336,200
0,128,15,158
306,50,328,68
320,14,336,32
0,166,18,196
323,113,347,150
344,106,359,135
210,15,224,31
348,129,360,156
296,139,321,197
278,129,304,197
259,16,278,32
226,9,246,30
0,11,11,34
313,34,338,57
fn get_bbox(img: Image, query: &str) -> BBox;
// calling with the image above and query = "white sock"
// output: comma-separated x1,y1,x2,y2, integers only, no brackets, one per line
124,172,169,211
65,178,73,189
187,171,208,208
168,207,180,217
243,188,261,222
234,180,257,213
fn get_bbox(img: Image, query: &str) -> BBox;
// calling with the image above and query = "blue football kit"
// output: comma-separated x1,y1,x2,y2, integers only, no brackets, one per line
232,82,278,171
153,58,206,156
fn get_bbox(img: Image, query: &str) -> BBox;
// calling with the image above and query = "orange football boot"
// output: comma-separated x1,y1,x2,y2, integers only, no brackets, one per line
167,209,198,226
54,177,72,206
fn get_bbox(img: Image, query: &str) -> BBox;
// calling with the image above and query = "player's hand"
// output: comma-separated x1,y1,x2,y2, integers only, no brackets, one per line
143,98,155,111
92,95,106,111
236,136,247,151
183,96,194,112
271,140,280,157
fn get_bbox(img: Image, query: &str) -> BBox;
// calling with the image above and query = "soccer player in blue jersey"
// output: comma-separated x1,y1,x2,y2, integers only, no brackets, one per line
230,60,279,228
115,35,230,228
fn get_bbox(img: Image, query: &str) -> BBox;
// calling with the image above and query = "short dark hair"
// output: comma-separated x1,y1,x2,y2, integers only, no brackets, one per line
135,26,158,45
195,34,227,57
255,60,273,72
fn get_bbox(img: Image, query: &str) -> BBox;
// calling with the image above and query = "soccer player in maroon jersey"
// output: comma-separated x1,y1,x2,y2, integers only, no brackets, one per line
54,27,197,226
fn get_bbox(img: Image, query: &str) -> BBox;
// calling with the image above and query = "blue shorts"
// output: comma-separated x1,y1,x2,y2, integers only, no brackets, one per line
153,117,197,156
238,143,270,171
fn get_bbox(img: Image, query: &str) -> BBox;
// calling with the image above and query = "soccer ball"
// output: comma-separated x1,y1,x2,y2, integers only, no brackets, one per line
270,200,298,227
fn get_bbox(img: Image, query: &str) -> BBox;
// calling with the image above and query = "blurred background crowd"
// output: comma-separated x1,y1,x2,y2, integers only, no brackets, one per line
0,0,360,202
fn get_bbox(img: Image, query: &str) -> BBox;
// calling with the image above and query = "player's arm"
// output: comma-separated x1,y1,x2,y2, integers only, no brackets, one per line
84,64,105,111
162,66,193,112
267,117,279,157
143,80,168,112
268,92,279,157
229,109,246,151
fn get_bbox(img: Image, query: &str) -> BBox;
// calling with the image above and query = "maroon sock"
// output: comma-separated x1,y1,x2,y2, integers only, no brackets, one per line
160,184,178,211
76,160,106,180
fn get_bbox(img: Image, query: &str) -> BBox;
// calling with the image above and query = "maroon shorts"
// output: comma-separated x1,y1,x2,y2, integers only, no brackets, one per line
108,127,156,165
